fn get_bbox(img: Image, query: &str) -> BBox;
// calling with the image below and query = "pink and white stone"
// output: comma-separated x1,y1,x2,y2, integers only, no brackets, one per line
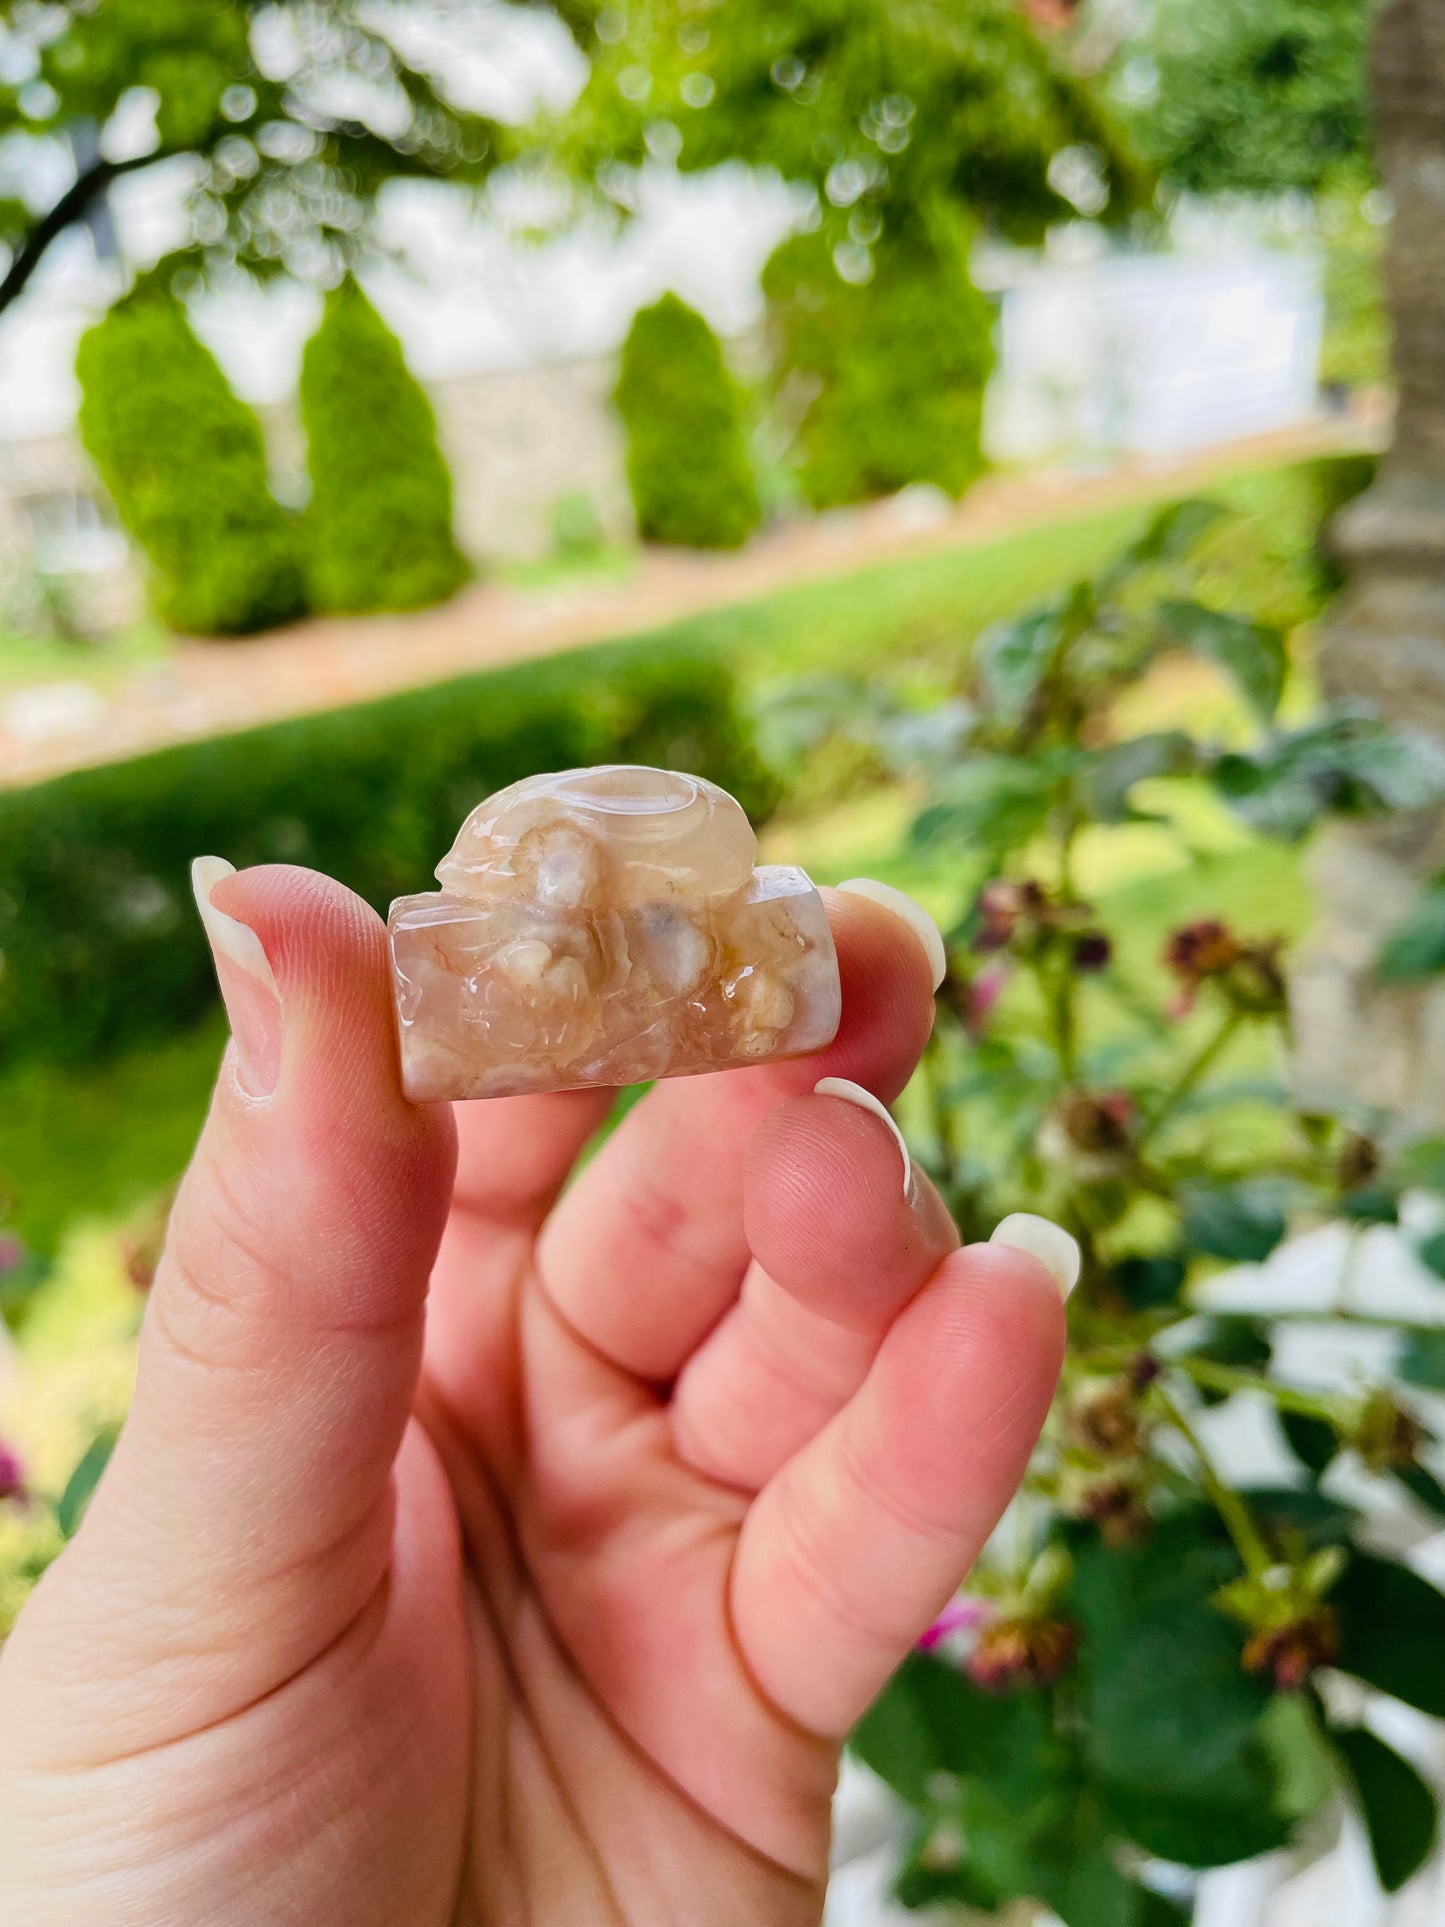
388,766,842,1101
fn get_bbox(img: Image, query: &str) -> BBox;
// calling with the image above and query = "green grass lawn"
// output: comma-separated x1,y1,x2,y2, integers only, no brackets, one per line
1,457,1325,1261
0,618,171,695
0,1019,225,1259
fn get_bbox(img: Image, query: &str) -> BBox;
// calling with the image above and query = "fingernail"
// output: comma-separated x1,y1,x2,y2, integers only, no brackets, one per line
192,857,282,1100
990,1213,1081,1300
835,879,946,991
814,1077,912,1198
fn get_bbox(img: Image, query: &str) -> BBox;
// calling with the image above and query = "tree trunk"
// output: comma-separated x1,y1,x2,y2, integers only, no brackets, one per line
1293,0,1445,1125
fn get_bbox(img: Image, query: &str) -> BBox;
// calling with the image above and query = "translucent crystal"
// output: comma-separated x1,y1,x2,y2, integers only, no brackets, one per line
389,766,842,1101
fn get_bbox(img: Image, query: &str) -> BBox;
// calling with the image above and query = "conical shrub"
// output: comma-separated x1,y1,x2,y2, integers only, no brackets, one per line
763,210,996,509
299,278,468,613
614,293,761,550
76,279,303,635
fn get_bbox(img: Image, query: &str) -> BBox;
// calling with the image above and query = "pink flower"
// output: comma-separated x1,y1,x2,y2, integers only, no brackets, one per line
964,965,1010,1039
0,1443,26,1505
916,1596,993,1652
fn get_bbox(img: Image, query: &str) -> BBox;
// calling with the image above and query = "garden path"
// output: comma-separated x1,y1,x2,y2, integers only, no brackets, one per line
0,420,1370,791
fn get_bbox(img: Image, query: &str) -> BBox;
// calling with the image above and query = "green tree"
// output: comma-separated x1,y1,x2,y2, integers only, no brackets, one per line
551,0,1147,257
614,293,761,549
298,278,468,614
1130,0,1372,198
546,0,1146,508
764,209,995,508
0,0,500,316
75,279,303,635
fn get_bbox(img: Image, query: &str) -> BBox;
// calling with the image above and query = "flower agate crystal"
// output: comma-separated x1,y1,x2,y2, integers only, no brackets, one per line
387,765,841,1101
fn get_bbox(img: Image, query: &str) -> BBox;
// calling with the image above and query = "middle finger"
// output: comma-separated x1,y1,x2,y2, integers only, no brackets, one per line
533,887,941,1381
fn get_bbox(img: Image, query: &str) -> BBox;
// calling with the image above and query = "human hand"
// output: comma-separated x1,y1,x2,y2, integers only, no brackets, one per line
0,863,1071,1926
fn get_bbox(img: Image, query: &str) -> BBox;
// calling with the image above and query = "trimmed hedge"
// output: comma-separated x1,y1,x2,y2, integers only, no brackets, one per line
76,280,304,636
0,641,775,1067
614,293,762,550
763,212,996,510
299,277,469,613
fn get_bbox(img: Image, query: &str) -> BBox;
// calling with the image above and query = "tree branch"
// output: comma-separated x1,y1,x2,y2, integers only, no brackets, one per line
0,150,163,318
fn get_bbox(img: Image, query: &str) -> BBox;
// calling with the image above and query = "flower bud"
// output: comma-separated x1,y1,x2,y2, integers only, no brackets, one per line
967,1614,1078,1693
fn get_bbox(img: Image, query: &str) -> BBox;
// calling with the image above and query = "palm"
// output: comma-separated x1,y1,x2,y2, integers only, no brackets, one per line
421,1097,843,1926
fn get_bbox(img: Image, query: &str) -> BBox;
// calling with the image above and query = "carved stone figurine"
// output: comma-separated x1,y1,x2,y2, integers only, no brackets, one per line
388,766,842,1101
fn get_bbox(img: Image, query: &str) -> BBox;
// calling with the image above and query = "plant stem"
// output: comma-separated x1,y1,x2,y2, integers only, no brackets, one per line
1333,1225,1364,1316
1135,1008,1246,1151
1051,953,1078,1085
1174,1356,1342,1422
923,1027,960,1192
1047,814,1081,1083
1154,1381,1274,1579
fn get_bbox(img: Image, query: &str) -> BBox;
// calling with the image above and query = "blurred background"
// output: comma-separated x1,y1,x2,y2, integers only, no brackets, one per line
6,3,1445,1923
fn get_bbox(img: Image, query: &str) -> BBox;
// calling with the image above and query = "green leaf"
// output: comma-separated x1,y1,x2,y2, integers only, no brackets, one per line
1259,1692,1337,1822
979,606,1067,725
1414,1230,1445,1280
1242,1484,1358,1548
1087,732,1198,823
1280,1410,1339,1477
850,1653,1055,1808
1182,1184,1287,1263
894,1846,1003,1913
1391,1137,1445,1194
1069,1518,1291,1867
1158,599,1287,725
1340,1182,1399,1225
1109,1254,1187,1311
958,1776,1176,1927
56,1427,118,1540
1137,1894,1192,1927
1181,1315,1272,1406
1397,1465,1445,1519
1335,1553,1445,1717
1040,1839,1160,1927
1103,497,1228,588
0,1239,49,1332
910,751,1072,856
1379,881,1445,983
849,1654,965,1804
1334,1727,1440,1893
1102,1776,1294,1868
1210,715,1445,843
1186,1316,1273,1372
1399,1329,1445,1391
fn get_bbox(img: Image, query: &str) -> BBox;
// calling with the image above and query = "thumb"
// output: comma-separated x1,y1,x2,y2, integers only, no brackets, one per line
10,862,456,1747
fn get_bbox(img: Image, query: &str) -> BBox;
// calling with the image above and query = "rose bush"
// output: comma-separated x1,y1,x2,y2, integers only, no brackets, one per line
765,498,1445,1920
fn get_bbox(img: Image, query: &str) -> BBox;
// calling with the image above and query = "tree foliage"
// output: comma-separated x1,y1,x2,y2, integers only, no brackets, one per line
0,0,501,314
764,208,994,508
546,0,1145,507
1128,0,1372,198
299,277,468,614
75,277,302,634
550,0,1148,262
613,292,761,549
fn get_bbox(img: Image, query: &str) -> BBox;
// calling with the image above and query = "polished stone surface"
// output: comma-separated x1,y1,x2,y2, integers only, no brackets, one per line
389,766,841,1101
